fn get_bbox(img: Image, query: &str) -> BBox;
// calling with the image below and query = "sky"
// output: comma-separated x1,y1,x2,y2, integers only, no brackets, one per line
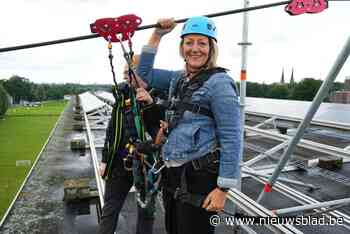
0,0,349,85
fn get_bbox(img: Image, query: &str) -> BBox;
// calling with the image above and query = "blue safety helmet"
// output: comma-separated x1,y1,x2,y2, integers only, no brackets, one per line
181,16,217,41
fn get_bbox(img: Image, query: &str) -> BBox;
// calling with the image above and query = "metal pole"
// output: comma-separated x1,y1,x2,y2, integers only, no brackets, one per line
237,0,252,191
242,141,288,167
227,189,303,234
257,35,350,203
242,167,318,190
83,111,105,206
245,125,350,159
252,176,350,227
275,198,350,215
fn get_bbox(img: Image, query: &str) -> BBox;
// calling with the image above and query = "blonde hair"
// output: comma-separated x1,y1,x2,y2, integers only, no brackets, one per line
179,38,218,69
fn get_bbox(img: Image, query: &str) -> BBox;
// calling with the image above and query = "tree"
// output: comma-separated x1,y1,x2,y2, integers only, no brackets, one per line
2,75,114,103
290,78,322,101
2,75,32,103
267,83,290,99
329,81,344,93
0,83,9,117
246,82,266,97
36,85,47,101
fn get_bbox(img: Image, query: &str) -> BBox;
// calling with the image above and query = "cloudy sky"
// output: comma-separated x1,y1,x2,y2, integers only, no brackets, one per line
0,0,349,85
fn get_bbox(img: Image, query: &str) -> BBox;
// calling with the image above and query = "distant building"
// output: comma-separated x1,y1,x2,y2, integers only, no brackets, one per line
280,68,285,84
20,100,29,106
21,101,42,107
329,77,350,104
345,76,350,91
64,95,72,100
330,91,350,104
288,67,295,88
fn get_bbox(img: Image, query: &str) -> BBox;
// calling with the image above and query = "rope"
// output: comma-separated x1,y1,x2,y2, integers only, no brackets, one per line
1,0,339,53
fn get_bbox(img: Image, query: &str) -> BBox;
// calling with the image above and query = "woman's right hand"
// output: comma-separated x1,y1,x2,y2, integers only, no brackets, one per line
154,18,177,37
148,18,176,48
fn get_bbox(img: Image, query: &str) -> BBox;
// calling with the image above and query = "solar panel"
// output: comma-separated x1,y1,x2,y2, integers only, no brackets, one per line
246,97,350,125
94,91,115,104
79,92,107,113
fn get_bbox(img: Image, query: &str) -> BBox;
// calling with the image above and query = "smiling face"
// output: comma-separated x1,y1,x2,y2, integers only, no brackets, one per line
181,34,210,74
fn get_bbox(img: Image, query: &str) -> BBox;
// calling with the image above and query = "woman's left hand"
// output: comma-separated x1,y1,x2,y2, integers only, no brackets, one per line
202,188,227,212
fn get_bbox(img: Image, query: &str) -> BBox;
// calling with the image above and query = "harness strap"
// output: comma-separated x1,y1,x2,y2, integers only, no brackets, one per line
164,151,220,208
190,150,219,170
166,67,228,132
103,93,125,180
174,166,206,208
176,102,214,118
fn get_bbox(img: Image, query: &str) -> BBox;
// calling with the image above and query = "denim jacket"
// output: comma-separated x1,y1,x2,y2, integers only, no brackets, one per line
137,45,241,188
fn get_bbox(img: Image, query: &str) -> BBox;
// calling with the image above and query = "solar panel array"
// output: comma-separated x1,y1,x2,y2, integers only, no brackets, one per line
94,91,115,105
246,97,350,125
79,92,107,113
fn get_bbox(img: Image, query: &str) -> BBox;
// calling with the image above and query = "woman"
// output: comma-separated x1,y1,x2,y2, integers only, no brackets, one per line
136,16,241,234
98,56,157,234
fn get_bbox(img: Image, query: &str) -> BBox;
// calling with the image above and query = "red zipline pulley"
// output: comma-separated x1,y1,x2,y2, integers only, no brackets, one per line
90,14,142,42
285,0,328,15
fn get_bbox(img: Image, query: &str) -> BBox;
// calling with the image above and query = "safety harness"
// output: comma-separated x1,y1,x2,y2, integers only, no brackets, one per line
166,67,227,132
91,15,163,209
102,86,125,180
164,67,229,207
172,150,220,207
